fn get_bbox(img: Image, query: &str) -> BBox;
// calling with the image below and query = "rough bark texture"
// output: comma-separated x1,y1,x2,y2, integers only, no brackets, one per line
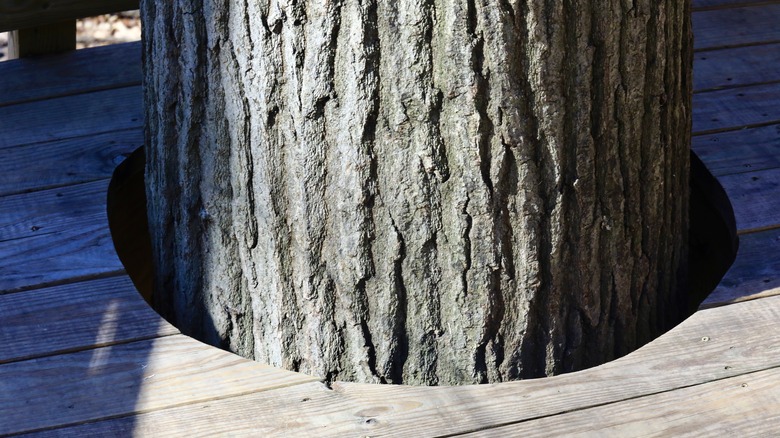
141,0,691,385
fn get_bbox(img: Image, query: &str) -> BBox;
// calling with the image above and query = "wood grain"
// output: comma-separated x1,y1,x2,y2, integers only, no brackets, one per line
0,221,125,294
692,123,780,177
717,167,780,233
693,82,780,134
0,276,177,364
694,4,780,50
702,228,780,307
0,179,110,242
694,43,780,91
0,0,138,32
0,42,141,107
0,85,142,149
0,335,318,436
0,128,143,197
23,295,780,437
460,367,780,437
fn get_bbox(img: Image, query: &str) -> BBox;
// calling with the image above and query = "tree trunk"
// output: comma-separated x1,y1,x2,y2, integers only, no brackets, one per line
140,0,691,385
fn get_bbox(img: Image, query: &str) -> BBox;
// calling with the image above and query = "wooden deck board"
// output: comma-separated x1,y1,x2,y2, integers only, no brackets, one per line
461,366,780,436
693,4,780,50
694,43,780,91
0,276,178,364
718,166,780,233
702,227,780,307
20,295,780,436
0,179,111,242
693,82,780,134
0,335,318,436
692,123,780,177
0,222,124,294
0,42,142,107
0,128,143,197
0,85,142,149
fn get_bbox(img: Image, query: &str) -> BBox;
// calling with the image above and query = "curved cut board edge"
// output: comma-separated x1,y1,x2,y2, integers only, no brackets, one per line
26,291,780,436
701,227,780,308
0,275,179,364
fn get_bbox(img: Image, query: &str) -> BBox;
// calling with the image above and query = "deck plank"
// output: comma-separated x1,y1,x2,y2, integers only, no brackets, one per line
22,295,780,437
702,228,780,307
0,42,142,107
693,82,780,134
692,123,780,177
0,221,124,294
0,85,143,150
460,366,780,437
694,43,780,91
0,276,177,364
694,4,780,50
0,179,110,242
0,335,318,436
718,166,780,233
0,128,143,197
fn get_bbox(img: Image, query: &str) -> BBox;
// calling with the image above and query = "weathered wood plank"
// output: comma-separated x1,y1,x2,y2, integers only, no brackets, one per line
0,42,141,107
692,124,780,177
0,128,142,197
702,228,780,307
0,221,125,294
0,335,318,436
8,20,76,59
693,82,780,134
0,276,177,364
0,85,142,149
694,4,780,50
460,367,780,437
0,0,138,33
694,43,780,91
718,167,780,233
21,295,780,437
693,0,780,11
0,179,110,242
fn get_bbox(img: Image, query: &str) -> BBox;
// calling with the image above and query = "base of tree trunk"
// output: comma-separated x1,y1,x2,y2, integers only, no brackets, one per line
108,147,738,383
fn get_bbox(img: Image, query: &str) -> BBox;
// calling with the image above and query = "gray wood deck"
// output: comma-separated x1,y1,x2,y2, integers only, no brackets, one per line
2,1,780,435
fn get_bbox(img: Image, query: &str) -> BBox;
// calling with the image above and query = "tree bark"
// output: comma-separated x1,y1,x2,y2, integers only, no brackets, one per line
141,0,691,385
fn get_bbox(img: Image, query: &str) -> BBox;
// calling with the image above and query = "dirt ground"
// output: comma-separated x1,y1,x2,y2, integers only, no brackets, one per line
0,11,141,61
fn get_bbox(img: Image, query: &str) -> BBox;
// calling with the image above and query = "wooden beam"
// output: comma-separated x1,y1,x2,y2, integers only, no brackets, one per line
0,42,141,107
7,20,76,59
0,0,138,33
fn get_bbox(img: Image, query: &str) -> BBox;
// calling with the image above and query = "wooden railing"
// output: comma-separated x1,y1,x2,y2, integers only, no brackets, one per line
0,0,138,58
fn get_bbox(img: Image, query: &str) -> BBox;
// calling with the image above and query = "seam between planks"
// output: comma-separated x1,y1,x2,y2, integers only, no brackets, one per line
0,270,129,296
437,362,780,437
693,120,780,136
694,78,780,94
0,80,143,109
695,40,780,53
1,377,321,437
0,332,180,367
693,0,780,12
699,290,780,309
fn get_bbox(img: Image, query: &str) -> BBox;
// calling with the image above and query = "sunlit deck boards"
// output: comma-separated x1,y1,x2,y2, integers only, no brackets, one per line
2,1,780,435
